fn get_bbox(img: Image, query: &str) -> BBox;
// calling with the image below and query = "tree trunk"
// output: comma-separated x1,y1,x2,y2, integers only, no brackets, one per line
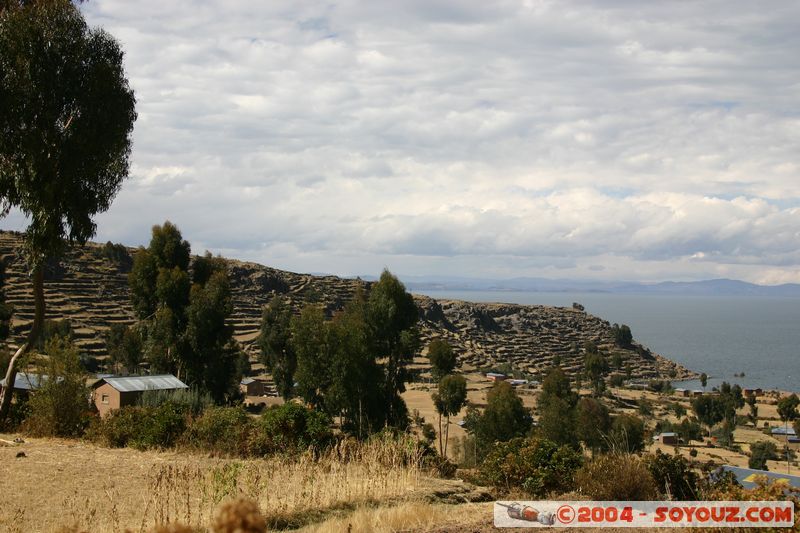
0,265,45,424
437,412,443,456
444,414,450,458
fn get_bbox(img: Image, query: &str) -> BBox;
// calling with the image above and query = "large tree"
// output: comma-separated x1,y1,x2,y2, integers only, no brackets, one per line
576,397,611,454
427,339,456,381
537,367,579,448
432,373,467,457
258,295,296,400
366,270,419,427
128,223,242,402
0,0,136,422
465,380,532,457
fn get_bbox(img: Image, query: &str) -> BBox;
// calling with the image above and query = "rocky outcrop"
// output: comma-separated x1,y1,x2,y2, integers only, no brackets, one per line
0,231,693,381
415,298,694,381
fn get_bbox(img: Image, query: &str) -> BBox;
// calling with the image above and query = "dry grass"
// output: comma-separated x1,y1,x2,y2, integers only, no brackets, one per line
295,502,491,533
0,434,437,532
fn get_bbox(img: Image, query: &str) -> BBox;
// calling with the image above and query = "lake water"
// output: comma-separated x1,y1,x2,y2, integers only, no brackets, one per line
415,290,800,392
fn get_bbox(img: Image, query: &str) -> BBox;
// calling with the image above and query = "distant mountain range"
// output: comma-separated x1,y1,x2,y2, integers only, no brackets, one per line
350,275,800,297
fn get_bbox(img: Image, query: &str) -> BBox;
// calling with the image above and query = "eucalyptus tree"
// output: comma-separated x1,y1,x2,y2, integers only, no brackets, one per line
0,0,136,422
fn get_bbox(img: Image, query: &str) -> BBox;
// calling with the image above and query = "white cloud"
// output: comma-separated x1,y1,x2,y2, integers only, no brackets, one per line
4,0,800,284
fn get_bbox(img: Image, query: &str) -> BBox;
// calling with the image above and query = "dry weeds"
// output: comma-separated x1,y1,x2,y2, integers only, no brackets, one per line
295,502,491,533
0,435,441,532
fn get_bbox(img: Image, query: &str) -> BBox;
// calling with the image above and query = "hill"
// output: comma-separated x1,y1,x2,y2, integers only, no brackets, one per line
0,230,692,381
396,275,800,296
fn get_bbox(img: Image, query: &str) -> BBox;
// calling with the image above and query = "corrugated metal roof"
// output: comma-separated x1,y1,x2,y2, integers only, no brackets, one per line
241,378,255,385
0,372,48,391
95,374,188,393
721,465,800,489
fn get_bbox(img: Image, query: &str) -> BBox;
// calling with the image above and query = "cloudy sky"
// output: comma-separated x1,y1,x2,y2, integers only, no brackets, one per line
6,0,800,283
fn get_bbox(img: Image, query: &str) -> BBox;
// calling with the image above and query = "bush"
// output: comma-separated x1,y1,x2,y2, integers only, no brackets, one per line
608,414,646,453
87,402,187,450
576,453,658,500
180,406,254,456
702,477,800,531
480,437,583,497
645,450,700,500
139,387,213,416
749,441,778,470
24,337,91,438
253,402,332,454
100,241,133,271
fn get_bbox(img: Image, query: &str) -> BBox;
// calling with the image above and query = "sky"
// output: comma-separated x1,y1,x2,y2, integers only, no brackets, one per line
5,0,800,284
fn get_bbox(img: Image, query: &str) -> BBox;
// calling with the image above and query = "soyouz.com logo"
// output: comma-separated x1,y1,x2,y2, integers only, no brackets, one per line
494,501,794,528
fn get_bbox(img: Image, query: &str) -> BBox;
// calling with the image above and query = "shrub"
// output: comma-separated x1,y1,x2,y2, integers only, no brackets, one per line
608,414,646,453
181,406,254,456
87,406,142,447
645,450,700,500
100,241,133,271
139,387,213,416
253,402,332,454
702,477,800,531
748,441,777,470
87,402,187,450
24,337,91,438
480,437,583,497
576,453,658,500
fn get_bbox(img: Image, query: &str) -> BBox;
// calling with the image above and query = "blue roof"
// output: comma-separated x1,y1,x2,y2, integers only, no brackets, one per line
771,427,797,436
720,465,800,490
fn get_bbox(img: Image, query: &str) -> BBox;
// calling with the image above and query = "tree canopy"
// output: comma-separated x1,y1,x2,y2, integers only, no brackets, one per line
257,295,296,400
0,0,136,267
777,394,799,424
432,374,467,456
127,222,243,403
427,339,456,381
465,381,532,456
0,0,135,423
289,272,420,436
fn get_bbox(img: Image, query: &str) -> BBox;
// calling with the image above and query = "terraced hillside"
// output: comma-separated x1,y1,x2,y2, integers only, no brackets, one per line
0,230,693,380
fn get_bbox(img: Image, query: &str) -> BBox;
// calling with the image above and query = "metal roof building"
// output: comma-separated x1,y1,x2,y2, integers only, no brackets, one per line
91,374,188,417
720,465,800,490
93,374,188,393
0,372,49,391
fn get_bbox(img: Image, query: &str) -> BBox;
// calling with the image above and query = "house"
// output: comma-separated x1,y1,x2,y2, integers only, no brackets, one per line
486,373,507,382
674,388,689,397
658,432,678,445
0,372,46,392
743,388,763,397
92,374,188,417
771,427,797,438
240,377,265,396
0,372,52,400
627,381,650,390
508,379,528,388
691,389,704,397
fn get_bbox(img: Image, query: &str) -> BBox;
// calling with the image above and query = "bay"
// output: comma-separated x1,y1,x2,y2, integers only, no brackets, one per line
415,289,800,393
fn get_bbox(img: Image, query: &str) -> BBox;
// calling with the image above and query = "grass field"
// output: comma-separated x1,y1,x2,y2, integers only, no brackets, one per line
0,434,489,532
